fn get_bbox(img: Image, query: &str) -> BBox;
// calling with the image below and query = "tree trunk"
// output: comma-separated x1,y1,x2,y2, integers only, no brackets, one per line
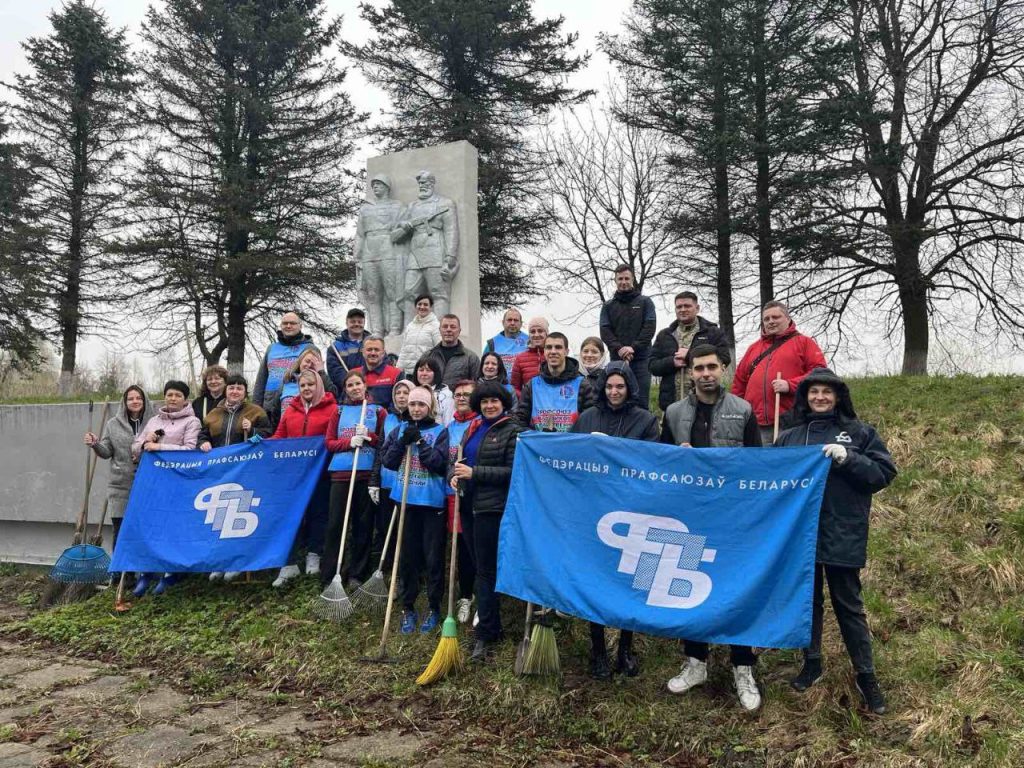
752,6,773,307
710,5,735,348
58,107,88,397
894,237,929,375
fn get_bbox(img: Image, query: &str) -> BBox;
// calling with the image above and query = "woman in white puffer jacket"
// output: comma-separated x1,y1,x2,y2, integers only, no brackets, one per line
397,294,441,374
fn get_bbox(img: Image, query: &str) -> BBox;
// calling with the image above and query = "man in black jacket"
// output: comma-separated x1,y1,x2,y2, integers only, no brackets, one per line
649,292,731,412
427,313,480,390
573,362,658,679
599,264,657,410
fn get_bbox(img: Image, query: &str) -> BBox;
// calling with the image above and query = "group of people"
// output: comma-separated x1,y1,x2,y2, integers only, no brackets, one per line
83,263,896,716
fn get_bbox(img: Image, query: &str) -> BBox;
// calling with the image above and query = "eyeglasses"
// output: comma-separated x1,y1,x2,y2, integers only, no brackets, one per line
454,392,472,399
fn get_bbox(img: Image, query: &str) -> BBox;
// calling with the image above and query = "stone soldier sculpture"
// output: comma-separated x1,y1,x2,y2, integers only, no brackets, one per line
394,170,459,324
355,174,406,336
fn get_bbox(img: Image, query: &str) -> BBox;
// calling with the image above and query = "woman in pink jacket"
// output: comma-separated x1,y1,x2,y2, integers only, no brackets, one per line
130,380,202,596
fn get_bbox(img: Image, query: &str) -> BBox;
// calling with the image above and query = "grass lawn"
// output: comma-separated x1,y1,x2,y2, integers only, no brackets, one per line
4,375,1024,766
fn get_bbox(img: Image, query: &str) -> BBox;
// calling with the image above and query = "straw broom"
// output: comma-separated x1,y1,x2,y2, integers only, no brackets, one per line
416,447,465,685
523,606,560,676
314,399,369,622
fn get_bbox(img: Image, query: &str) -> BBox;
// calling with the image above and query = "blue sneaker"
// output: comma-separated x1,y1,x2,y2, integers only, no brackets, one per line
153,574,179,596
420,610,441,633
132,575,152,598
399,610,418,634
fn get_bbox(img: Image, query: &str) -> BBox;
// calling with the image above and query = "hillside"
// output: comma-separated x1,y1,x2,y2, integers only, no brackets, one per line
1,375,1022,767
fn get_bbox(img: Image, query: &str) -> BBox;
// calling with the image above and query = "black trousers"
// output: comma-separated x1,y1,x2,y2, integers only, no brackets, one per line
370,494,397,576
807,563,875,674
322,479,374,587
398,504,446,613
453,497,476,599
590,623,633,656
684,640,757,667
473,513,503,642
288,474,329,565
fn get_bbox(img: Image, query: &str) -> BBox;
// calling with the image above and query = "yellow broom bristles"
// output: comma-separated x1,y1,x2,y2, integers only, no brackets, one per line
416,635,464,686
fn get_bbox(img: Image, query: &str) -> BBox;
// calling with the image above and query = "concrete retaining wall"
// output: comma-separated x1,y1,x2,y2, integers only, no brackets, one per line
0,402,119,565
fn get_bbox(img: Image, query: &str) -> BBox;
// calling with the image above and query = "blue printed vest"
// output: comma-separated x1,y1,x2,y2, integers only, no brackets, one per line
328,404,381,472
445,418,474,496
389,423,446,508
279,381,300,413
530,375,582,432
266,341,313,395
379,413,404,490
490,332,529,383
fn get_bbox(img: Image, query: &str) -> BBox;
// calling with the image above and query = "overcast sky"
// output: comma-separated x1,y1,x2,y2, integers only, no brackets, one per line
3,1,1016,381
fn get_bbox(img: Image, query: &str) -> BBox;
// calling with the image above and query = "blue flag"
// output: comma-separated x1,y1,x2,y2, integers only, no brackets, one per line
496,433,829,648
110,437,327,574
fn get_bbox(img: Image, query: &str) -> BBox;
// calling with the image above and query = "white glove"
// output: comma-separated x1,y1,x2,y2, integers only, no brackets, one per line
354,423,368,437
350,434,366,448
369,486,380,504
591,431,607,437
823,444,847,464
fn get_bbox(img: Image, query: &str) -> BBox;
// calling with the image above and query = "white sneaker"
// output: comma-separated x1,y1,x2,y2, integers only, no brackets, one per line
272,564,301,588
305,552,321,576
667,657,707,694
209,572,223,581
456,597,472,624
223,571,242,582
473,610,479,628
733,665,762,711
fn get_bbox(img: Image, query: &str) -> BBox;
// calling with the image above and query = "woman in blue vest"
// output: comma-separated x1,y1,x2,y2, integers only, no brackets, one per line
322,370,388,589
369,379,412,575
380,385,450,634
477,351,517,405
446,380,478,624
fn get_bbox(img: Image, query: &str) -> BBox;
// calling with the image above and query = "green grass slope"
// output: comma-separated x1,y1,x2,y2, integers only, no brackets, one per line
4,375,1023,767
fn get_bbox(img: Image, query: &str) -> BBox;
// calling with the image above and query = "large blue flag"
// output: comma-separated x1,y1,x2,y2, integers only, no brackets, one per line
497,433,829,648
110,437,327,573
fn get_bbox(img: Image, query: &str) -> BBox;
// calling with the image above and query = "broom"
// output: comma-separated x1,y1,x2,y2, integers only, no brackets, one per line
313,399,369,622
514,601,534,676
416,447,466,685
366,447,413,662
523,607,560,676
47,402,112,589
352,501,398,612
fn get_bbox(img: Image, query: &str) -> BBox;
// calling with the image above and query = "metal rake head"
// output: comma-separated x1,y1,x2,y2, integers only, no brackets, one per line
313,577,353,622
351,571,389,614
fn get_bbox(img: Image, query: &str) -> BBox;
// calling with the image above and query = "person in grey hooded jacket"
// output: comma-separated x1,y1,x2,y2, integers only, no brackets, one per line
84,385,155,550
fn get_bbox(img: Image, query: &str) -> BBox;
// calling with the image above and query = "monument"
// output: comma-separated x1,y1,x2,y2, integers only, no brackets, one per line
360,141,481,354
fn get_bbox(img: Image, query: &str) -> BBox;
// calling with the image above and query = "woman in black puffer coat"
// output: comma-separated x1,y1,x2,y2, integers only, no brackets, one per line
448,380,523,662
775,367,896,714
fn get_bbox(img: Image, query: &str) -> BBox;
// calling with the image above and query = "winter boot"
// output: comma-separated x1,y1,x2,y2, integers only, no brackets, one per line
856,672,887,715
790,658,823,692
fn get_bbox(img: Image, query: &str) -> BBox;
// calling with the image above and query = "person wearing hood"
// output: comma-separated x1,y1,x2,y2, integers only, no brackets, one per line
192,365,228,421
427,313,480,389
326,308,367,392
271,369,338,587
84,384,155,554
397,294,442,375
198,374,272,451
775,368,896,715
445,380,479,624
731,300,827,444
413,355,455,425
251,312,316,415
510,316,548,394
579,337,608,390
380,385,450,634
599,264,657,410
513,332,597,432
448,380,523,661
131,380,202,597
649,291,731,411
573,362,658,679
369,379,412,575
322,370,388,589
661,345,764,711
270,347,338,425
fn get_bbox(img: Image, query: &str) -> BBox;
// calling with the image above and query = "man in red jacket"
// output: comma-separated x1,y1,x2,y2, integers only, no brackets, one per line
510,316,548,395
730,301,827,445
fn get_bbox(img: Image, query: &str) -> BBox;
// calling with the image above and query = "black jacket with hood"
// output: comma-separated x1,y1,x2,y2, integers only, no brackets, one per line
572,361,659,441
775,368,897,568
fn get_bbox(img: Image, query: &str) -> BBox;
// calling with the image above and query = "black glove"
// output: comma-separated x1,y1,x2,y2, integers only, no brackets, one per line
401,426,421,446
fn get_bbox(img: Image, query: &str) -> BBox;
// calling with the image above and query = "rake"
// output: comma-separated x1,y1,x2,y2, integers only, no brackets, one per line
313,399,368,622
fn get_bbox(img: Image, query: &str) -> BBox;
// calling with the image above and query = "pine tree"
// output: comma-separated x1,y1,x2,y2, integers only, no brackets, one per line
344,0,592,308
6,0,136,394
128,0,362,368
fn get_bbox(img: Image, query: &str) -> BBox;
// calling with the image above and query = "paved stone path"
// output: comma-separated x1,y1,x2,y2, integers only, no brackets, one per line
0,640,430,767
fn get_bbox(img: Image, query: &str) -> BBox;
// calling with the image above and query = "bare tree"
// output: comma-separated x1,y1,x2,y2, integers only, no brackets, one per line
539,88,690,308
786,0,1024,374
